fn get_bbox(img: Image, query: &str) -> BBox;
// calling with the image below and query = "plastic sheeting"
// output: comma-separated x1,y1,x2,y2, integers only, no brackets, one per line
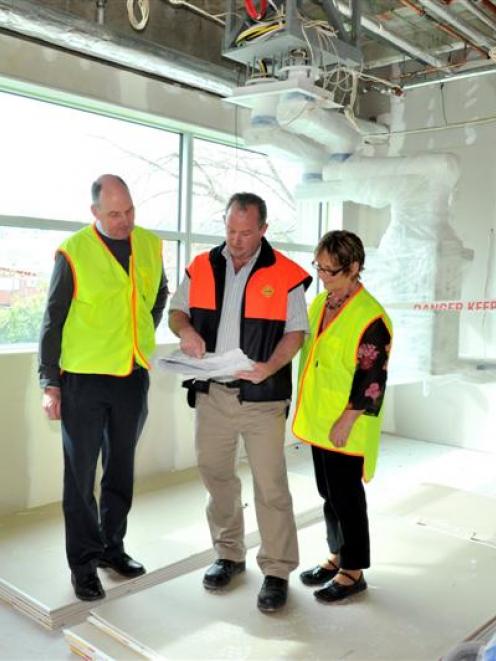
307,153,469,383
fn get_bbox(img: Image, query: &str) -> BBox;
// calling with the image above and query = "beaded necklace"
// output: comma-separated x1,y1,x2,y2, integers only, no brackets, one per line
325,280,360,311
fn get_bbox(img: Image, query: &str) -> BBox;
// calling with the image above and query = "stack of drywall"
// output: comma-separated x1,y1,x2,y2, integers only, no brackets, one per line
63,499,496,661
0,446,321,629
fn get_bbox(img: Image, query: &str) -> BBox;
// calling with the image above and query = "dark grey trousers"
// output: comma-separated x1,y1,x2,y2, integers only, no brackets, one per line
60,368,149,577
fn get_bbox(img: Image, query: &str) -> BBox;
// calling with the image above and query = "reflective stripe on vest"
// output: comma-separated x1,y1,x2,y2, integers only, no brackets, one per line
59,224,162,376
292,286,392,482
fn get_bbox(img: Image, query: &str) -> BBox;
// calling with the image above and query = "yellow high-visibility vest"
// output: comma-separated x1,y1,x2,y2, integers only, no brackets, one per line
59,224,162,376
292,286,392,481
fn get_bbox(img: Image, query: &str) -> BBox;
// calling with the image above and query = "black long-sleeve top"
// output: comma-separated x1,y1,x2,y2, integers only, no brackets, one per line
348,318,391,416
38,229,169,388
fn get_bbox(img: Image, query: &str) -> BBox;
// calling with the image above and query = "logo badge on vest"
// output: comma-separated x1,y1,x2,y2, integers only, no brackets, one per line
261,285,275,298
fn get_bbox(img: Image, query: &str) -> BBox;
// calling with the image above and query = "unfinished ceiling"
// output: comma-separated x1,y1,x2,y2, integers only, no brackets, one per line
0,0,495,100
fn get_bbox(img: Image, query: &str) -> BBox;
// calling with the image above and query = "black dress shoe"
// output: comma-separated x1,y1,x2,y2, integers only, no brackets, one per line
314,571,367,603
203,559,246,590
300,563,339,586
257,576,288,613
98,552,146,578
71,572,105,602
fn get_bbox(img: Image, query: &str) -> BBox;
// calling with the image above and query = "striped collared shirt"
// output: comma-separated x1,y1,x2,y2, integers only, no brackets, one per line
170,244,309,353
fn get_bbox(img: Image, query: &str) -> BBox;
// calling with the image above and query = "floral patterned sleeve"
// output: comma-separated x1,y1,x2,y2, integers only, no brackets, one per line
348,317,391,416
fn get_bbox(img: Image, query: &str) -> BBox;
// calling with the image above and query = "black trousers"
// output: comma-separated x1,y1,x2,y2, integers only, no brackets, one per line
311,445,370,570
60,369,149,577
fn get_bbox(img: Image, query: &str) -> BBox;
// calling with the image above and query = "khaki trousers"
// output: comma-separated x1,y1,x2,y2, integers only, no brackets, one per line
195,383,299,579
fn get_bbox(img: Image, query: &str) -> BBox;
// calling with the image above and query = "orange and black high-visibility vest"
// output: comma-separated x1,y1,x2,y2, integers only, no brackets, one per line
186,237,312,402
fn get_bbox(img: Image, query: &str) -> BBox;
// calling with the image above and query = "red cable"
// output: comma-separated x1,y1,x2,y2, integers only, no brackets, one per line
244,0,268,20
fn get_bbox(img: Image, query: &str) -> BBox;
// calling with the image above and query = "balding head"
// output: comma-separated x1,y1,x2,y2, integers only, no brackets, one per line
90,174,135,240
91,174,130,206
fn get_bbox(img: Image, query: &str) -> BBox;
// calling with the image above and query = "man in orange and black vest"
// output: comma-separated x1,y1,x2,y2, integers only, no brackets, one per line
169,192,312,613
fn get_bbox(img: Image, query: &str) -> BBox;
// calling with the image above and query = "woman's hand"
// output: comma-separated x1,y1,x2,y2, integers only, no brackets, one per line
329,409,364,447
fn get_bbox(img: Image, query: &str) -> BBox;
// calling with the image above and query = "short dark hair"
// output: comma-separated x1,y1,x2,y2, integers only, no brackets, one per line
316,230,365,273
91,175,129,205
225,192,267,228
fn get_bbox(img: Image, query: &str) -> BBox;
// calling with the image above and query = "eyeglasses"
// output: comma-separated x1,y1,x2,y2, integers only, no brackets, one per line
311,260,345,277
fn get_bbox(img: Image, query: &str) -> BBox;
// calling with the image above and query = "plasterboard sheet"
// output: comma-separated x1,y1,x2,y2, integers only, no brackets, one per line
383,482,496,543
81,512,496,661
0,446,321,629
64,621,143,660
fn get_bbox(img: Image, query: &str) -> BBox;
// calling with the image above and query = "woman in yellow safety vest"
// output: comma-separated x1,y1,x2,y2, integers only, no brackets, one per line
292,230,392,603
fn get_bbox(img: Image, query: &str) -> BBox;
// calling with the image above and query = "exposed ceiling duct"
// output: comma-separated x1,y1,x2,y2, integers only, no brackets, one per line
417,0,494,52
335,0,447,69
0,0,237,96
2,0,496,99
457,0,496,32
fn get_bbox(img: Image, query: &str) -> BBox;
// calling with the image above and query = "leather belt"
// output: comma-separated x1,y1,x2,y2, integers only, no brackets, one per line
212,380,242,389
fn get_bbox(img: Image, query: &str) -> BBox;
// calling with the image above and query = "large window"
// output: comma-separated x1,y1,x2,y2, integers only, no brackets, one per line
0,227,69,346
0,85,322,349
191,138,303,242
0,92,180,229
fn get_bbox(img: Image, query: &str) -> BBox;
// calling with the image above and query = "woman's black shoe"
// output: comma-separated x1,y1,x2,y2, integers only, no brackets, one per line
300,562,339,586
314,571,367,603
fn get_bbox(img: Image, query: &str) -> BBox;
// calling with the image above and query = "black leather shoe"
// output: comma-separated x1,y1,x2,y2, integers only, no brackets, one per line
98,552,146,578
71,572,105,602
257,576,288,613
300,563,339,586
203,559,246,590
314,571,367,603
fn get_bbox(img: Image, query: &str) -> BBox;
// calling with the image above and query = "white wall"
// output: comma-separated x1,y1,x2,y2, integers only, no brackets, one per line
0,33,241,139
0,346,197,516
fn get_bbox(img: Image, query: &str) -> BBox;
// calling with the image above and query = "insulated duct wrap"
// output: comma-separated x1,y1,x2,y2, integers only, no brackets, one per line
319,154,465,382
276,95,362,157
244,97,330,180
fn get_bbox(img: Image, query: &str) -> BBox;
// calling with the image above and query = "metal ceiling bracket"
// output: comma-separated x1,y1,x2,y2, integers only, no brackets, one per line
317,0,351,44
350,0,362,46
222,0,362,68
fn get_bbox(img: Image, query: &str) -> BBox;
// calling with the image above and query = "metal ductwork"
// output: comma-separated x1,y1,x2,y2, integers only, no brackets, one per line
0,0,237,96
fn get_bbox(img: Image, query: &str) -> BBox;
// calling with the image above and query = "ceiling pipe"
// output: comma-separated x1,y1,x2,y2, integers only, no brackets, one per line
335,0,447,69
401,0,489,56
417,0,495,50
0,0,237,96
365,39,467,68
457,0,496,31
476,0,496,16
403,58,496,86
